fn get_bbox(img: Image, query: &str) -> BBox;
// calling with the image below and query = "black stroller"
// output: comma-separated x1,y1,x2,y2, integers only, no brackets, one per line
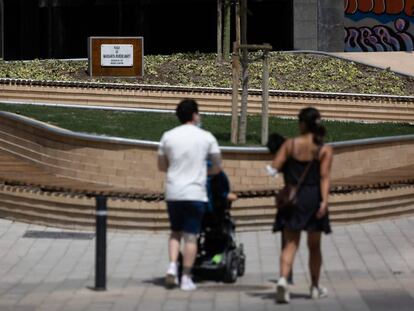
192,171,246,283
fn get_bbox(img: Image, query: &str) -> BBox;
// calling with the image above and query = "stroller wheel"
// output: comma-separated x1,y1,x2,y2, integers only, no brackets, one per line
237,244,246,276
223,251,238,283
237,256,245,277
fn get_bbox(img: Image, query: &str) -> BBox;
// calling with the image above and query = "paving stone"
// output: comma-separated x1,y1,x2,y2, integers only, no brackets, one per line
0,217,414,310
162,299,189,311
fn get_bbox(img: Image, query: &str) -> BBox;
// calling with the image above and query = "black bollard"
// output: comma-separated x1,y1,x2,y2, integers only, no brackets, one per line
281,232,293,284
94,195,107,291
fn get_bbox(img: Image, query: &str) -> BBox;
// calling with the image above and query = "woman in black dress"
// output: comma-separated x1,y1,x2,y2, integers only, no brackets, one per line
270,107,333,303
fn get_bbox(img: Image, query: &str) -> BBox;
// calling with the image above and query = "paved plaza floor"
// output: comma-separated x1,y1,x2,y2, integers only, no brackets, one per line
0,217,414,311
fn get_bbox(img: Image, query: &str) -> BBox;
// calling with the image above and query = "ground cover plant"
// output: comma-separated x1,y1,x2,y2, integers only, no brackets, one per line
1,53,414,95
1,103,412,146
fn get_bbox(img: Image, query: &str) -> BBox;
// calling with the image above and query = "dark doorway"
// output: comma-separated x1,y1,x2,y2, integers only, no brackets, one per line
247,0,293,51
4,0,142,60
0,0,3,58
3,0,293,60
144,0,216,54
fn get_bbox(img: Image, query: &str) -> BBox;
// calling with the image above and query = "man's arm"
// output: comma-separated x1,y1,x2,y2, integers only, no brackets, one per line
158,155,169,172
207,133,222,175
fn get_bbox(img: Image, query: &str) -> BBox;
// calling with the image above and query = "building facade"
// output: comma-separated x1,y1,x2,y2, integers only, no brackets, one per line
4,1,413,60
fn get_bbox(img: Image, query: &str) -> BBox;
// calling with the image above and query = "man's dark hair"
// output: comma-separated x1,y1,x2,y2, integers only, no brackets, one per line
266,133,286,155
176,99,199,124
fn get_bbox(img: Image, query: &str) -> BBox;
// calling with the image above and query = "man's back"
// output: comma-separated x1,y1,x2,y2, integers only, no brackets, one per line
159,124,220,201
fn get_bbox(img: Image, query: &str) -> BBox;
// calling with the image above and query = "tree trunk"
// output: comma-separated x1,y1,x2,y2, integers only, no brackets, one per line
235,0,241,47
238,54,248,144
223,0,231,59
231,43,240,144
261,52,270,145
217,0,223,61
238,0,248,144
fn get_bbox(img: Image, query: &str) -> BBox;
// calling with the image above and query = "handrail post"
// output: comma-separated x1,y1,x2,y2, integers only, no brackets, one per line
94,195,107,291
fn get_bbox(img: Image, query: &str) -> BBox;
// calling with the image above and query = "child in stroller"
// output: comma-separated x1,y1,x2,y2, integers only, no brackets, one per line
191,168,246,283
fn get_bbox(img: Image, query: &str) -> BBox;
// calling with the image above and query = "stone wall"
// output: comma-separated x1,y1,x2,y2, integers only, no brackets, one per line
0,111,412,192
0,111,413,231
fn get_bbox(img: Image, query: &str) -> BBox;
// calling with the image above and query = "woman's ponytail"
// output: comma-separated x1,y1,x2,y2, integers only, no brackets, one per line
313,121,326,146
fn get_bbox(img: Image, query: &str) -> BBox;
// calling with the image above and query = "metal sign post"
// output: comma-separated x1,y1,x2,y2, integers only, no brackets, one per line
94,195,108,291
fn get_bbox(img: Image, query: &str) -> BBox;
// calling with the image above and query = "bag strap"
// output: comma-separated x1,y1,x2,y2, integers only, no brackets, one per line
296,160,313,191
295,143,321,192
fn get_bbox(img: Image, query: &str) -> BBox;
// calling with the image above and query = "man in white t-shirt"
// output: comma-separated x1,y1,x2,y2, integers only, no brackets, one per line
158,99,221,291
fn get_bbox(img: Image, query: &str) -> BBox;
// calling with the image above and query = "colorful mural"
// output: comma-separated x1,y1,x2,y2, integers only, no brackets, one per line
344,0,414,51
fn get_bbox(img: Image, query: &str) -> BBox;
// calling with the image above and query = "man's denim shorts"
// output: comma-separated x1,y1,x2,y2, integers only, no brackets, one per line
167,201,207,234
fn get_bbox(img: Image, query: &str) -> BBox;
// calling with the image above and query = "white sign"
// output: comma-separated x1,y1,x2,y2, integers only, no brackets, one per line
101,44,133,67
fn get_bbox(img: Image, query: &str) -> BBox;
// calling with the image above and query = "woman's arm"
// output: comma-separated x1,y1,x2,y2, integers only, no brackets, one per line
271,139,291,171
208,153,222,175
317,145,333,219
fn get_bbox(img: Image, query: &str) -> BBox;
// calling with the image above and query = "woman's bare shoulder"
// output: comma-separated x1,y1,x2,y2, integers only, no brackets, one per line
322,144,333,153
282,138,295,151
319,144,333,159
284,138,294,146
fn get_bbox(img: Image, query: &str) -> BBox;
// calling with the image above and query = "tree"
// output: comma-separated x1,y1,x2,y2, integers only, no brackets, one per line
223,0,231,59
217,0,233,62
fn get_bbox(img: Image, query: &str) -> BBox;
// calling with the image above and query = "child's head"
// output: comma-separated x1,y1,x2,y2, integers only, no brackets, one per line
266,133,286,155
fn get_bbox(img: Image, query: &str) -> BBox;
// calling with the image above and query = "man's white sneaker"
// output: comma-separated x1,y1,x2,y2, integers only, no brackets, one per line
276,277,290,303
165,262,179,289
180,275,197,291
310,285,328,299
